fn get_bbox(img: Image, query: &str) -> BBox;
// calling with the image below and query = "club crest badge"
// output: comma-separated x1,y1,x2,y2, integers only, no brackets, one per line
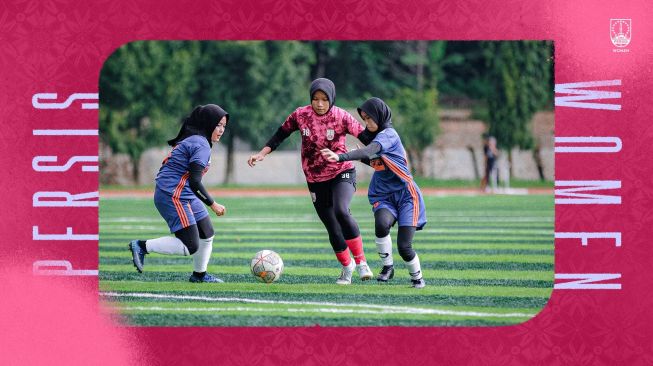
610,19,631,48
326,129,335,140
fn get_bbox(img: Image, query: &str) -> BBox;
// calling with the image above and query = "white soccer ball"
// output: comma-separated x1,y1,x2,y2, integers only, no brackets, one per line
250,250,284,283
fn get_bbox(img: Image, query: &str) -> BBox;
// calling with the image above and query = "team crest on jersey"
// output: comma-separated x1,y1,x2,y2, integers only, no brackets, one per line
326,129,335,140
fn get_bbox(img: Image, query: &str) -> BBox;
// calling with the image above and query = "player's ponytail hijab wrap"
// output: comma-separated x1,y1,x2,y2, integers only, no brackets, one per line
167,104,229,147
357,97,393,144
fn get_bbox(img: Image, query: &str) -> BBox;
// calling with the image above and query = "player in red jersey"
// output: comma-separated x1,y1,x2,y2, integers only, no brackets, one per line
248,78,374,285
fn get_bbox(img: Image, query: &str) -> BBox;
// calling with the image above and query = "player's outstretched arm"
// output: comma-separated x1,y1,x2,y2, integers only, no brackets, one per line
248,146,272,167
321,142,382,163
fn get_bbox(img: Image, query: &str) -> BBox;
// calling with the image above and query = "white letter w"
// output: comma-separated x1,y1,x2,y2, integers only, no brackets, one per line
555,79,621,110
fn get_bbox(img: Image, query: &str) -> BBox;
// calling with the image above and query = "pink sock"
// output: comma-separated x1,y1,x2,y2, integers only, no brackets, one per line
345,236,366,264
335,248,352,266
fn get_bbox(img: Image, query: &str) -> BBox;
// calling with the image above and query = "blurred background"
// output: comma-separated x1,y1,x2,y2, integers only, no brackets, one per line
99,40,553,189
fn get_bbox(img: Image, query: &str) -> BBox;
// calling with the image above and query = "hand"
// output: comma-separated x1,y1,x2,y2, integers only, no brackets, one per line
247,153,265,167
320,148,339,163
211,202,226,216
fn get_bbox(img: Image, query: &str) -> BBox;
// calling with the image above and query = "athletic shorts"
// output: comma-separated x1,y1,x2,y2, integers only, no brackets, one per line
154,187,209,233
371,185,427,230
306,168,356,208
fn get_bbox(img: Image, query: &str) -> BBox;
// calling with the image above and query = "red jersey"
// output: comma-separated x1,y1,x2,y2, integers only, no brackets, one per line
280,105,364,183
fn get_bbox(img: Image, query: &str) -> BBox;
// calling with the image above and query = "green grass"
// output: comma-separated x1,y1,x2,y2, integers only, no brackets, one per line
99,193,554,326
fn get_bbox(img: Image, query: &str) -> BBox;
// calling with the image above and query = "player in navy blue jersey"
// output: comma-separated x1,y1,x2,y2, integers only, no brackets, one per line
321,97,427,288
129,104,229,283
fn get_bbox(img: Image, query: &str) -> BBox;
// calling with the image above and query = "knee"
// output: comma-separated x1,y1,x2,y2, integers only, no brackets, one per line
184,240,199,255
397,242,415,262
200,225,214,239
333,206,351,222
375,221,391,238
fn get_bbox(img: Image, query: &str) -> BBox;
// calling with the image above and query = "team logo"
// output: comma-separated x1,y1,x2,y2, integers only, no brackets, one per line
326,129,335,140
610,19,631,48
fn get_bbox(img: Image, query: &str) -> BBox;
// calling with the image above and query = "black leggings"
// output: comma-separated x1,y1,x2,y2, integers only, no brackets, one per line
174,216,214,255
312,180,361,253
374,208,417,262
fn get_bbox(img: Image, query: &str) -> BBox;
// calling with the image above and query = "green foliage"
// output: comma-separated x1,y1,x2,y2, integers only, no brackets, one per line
390,88,440,151
389,88,439,174
100,41,200,161
99,40,552,182
480,41,553,150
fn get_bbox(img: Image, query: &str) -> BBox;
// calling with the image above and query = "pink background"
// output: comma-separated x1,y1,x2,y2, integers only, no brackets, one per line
1,0,652,364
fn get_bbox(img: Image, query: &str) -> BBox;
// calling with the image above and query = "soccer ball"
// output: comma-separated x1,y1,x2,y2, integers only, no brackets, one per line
250,250,284,283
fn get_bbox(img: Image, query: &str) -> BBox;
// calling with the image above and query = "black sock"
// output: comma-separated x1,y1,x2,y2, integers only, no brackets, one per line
193,271,206,278
138,240,148,254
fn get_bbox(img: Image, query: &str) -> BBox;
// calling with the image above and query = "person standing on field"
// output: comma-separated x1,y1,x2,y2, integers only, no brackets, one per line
321,97,427,288
129,104,229,283
248,78,374,285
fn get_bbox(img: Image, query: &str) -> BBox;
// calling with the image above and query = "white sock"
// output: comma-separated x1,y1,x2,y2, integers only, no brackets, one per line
405,254,422,280
145,236,190,256
375,235,393,266
193,236,214,272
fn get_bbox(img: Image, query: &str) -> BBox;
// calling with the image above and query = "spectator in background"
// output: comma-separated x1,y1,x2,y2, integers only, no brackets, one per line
481,134,499,192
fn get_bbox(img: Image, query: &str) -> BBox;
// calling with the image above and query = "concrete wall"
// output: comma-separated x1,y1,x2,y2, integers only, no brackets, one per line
101,109,554,185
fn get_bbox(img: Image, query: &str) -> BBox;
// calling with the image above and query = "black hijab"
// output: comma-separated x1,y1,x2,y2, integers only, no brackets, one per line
357,97,393,139
167,104,229,147
309,78,336,113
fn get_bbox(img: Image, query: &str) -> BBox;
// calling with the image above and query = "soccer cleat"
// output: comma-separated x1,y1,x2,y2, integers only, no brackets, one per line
377,265,395,282
411,278,426,289
189,273,224,283
129,240,145,273
357,262,373,281
336,260,356,285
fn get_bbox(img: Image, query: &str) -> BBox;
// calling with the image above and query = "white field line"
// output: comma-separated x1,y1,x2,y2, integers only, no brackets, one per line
101,291,535,318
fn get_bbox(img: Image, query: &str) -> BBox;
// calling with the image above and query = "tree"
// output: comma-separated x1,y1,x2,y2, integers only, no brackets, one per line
480,41,553,175
99,41,200,181
192,41,312,183
390,88,440,176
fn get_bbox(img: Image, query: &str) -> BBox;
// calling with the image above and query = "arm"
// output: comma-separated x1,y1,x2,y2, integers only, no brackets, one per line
265,127,292,151
248,112,297,167
188,163,225,216
320,142,382,163
357,128,375,145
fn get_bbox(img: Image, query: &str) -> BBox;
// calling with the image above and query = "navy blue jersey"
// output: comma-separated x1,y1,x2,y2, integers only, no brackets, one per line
368,128,426,228
155,135,211,200
368,128,413,197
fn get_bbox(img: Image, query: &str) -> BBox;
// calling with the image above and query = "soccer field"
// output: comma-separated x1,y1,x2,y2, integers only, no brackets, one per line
99,192,554,326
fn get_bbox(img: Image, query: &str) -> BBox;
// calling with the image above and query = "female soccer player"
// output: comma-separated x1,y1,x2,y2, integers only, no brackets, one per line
321,97,427,288
129,104,229,283
247,78,373,285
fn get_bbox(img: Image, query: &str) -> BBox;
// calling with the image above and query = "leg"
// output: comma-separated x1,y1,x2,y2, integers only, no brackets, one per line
187,201,222,283
394,187,426,288
397,226,425,288
192,216,215,275
130,192,196,273
374,207,397,282
332,179,372,280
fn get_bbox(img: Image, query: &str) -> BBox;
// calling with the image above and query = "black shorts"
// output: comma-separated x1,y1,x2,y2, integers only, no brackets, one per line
307,169,356,208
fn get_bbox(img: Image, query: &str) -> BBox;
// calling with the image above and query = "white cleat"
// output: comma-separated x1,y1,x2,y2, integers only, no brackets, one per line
336,260,356,285
357,262,373,281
